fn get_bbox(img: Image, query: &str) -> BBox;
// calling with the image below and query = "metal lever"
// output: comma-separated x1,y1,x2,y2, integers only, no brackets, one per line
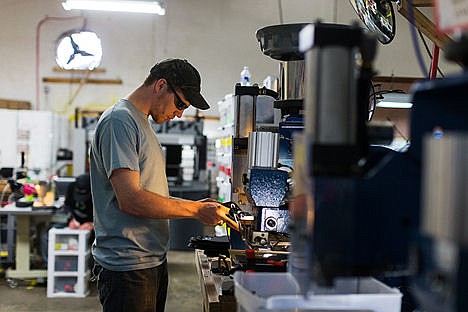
222,201,254,246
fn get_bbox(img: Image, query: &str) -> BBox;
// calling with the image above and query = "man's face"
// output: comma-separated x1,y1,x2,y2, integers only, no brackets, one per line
150,80,190,124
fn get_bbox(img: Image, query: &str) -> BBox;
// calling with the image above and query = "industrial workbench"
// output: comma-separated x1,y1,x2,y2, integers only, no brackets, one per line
194,249,237,312
0,204,65,280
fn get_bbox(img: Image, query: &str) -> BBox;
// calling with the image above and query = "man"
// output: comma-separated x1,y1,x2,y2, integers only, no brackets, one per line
41,173,93,264
90,58,237,312
65,172,93,231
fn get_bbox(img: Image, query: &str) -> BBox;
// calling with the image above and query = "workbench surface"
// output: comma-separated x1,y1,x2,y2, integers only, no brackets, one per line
194,249,237,312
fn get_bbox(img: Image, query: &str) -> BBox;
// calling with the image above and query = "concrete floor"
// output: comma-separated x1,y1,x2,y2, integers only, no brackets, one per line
0,251,202,312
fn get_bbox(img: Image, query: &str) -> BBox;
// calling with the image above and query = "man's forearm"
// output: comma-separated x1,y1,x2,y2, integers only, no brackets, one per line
118,188,200,219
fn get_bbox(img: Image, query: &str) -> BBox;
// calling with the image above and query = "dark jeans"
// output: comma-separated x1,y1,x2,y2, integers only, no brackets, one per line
93,261,168,312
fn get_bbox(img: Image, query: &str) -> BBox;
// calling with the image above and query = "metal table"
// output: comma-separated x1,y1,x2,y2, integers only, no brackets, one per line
0,204,59,279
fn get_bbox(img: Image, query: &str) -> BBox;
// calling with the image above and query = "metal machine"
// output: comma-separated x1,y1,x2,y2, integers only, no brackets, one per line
410,72,468,311
199,18,468,311
209,9,468,310
229,83,293,251
291,21,468,311
296,22,395,286
228,24,306,251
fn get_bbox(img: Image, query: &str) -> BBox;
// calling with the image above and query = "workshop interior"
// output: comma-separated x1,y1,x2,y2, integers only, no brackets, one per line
0,0,467,311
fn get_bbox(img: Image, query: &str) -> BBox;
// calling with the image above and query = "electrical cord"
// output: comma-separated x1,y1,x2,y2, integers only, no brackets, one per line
370,87,407,104
417,30,445,78
418,29,432,75
406,0,429,78
368,82,377,121
373,89,406,96
369,84,408,121
62,69,92,114
277,0,283,24
386,117,409,143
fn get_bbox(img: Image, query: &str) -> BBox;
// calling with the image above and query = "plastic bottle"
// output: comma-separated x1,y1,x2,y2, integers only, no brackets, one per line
240,66,251,86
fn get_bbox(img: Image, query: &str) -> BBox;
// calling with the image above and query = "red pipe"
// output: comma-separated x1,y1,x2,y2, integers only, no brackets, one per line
429,45,440,79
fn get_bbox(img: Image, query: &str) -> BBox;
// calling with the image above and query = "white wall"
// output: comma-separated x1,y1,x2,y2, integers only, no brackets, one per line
0,0,461,124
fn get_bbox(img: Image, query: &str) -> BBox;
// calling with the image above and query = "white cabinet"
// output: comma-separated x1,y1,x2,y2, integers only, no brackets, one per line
0,109,70,180
47,228,91,298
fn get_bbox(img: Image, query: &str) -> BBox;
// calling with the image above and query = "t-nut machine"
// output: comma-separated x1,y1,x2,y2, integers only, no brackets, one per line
228,23,305,252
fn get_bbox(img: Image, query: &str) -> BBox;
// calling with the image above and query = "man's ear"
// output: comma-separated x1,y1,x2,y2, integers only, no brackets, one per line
154,78,167,93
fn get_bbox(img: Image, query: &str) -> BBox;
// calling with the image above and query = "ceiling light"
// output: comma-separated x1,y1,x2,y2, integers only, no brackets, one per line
62,0,166,15
376,93,413,109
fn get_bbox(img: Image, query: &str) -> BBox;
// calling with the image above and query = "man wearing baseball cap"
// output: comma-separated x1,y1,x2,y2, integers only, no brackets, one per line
148,58,210,110
90,59,238,312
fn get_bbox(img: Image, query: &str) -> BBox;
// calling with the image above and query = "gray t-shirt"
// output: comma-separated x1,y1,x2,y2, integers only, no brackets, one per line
90,99,169,271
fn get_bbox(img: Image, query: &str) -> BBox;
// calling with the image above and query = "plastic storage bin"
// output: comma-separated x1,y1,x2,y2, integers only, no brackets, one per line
54,255,78,271
53,276,78,293
234,272,300,312
47,228,91,298
233,272,402,312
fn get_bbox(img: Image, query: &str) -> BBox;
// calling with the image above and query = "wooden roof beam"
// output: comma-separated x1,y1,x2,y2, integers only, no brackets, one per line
411,0,434,7
397,0,452,50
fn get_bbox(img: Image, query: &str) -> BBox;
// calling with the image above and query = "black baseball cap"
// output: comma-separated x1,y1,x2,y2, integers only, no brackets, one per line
150,59,210,110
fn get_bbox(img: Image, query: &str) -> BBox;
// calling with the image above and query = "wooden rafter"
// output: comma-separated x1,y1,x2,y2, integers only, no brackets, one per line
42,77,122,84
52,67,106,73
0,98,31,110
411,0,433,7
397,0,452,50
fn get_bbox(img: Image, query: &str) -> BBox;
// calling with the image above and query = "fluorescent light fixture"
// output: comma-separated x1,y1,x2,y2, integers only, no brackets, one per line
376,93,413,109
62,0,166,15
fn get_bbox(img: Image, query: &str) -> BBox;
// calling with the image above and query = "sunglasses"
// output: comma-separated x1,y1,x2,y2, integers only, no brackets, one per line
167,82,189,110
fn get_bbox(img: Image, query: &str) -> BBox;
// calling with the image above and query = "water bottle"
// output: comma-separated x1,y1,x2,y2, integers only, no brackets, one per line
240,66,251,86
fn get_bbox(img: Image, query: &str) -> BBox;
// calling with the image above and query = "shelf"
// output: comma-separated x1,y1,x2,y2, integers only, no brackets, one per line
54,250,79,256
53,271,79,277
47,291,90,298
53,270,90,277
47,228,91,298
54,250,91,256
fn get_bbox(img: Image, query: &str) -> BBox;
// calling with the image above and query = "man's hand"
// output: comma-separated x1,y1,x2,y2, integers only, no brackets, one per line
69,218,94,230
195,199,239,232
79,222,94,231
68,218,80,229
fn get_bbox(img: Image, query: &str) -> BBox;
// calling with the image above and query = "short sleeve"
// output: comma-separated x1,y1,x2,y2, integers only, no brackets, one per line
97,117,140,178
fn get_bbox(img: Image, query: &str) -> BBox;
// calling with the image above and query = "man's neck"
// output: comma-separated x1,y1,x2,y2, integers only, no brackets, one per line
125,84,152,115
